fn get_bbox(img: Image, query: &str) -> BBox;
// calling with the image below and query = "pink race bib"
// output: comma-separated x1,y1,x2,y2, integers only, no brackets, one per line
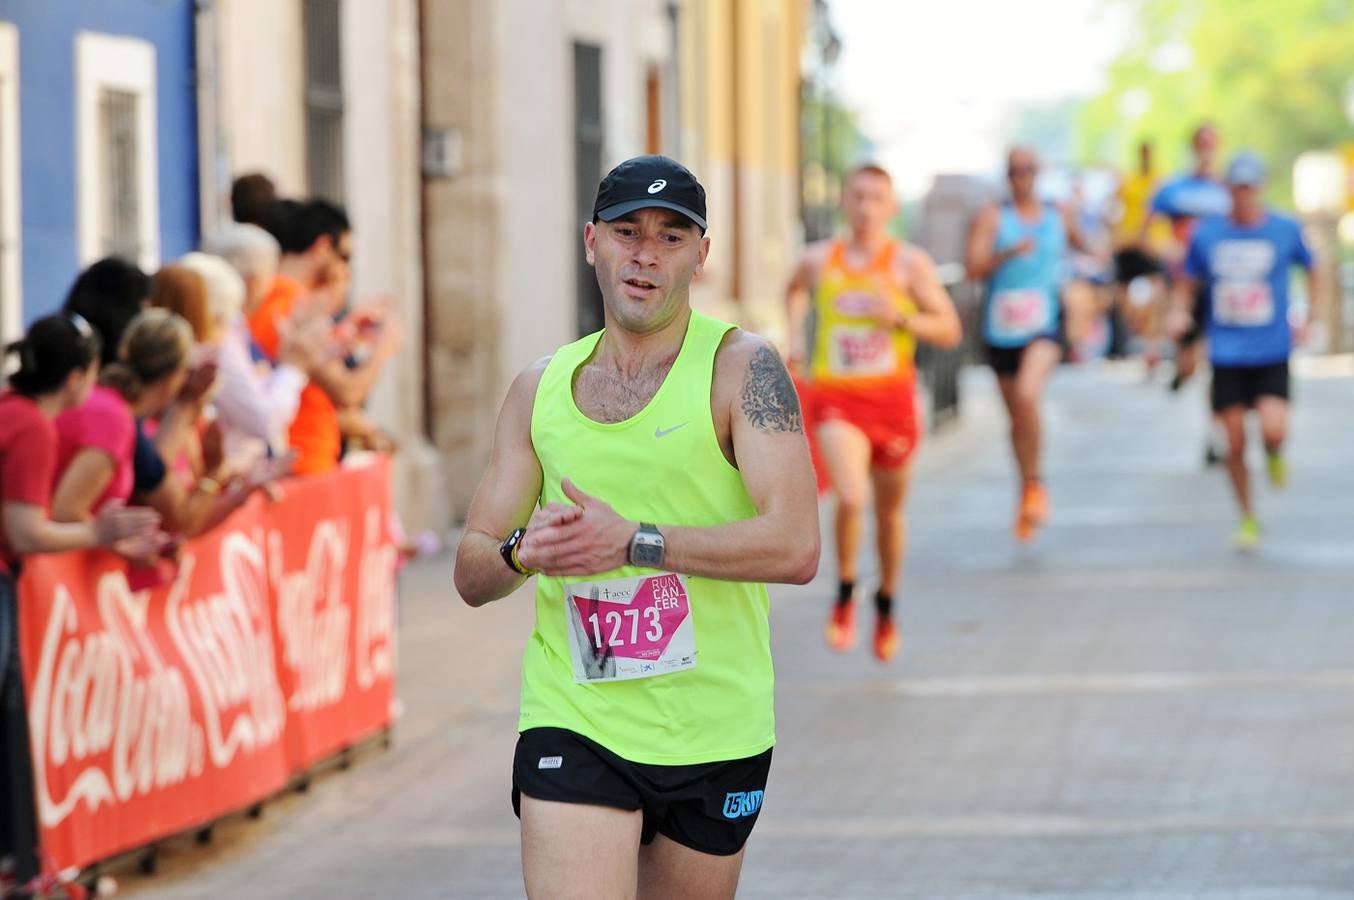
564,573,697,683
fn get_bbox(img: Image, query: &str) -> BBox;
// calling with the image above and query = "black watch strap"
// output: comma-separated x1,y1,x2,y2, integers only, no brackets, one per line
500,527,535,576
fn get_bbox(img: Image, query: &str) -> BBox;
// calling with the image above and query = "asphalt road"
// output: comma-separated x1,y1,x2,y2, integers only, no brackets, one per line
124,358,1354,899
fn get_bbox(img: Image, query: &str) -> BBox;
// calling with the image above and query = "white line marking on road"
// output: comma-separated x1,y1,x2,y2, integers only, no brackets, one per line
759,812,1354,839
878,669,1354,698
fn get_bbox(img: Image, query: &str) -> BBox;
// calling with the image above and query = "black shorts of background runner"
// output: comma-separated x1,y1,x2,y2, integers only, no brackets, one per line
512,727,772,857
1113,247,1163,285
1211,361,1289,413
1179,282,1208,347
984,319,1067,377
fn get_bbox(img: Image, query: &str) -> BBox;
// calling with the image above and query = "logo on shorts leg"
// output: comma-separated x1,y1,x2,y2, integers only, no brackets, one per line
721,790,764,819
538,756,563,770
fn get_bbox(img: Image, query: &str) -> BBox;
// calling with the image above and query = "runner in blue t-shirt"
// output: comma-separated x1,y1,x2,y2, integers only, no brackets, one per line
1168,151,1319,551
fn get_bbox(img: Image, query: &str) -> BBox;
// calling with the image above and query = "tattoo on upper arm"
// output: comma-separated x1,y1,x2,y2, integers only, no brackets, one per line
740,346,803,434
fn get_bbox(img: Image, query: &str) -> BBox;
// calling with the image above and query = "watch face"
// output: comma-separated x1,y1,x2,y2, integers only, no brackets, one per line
633,541,663,566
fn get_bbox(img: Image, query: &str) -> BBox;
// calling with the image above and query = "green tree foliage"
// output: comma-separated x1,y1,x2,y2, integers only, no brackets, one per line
1079,0,1354,202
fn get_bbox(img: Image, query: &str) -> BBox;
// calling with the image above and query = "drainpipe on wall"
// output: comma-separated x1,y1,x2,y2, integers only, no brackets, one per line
194,0,228,238
728,0,742,305
665,1,681,158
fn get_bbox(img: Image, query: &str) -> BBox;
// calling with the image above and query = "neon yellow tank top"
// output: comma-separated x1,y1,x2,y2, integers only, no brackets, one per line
520,311,775,765
810,238,918,387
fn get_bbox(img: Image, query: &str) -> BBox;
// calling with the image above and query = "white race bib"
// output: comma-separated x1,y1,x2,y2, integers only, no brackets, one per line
563,573,696,683
989,289,1051,343
1213,281,1274,327
827,324,897,377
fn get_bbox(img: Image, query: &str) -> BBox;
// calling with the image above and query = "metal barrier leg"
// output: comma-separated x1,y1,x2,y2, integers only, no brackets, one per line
0,577,40,886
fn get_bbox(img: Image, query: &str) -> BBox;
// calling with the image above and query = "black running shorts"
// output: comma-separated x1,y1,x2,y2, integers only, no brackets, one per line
984,331,1064,378
1211,361,1290,413
1113,247,1162,285
511,727,773,857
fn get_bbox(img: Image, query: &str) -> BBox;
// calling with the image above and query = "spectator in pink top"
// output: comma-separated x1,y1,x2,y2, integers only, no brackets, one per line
52,309,193,519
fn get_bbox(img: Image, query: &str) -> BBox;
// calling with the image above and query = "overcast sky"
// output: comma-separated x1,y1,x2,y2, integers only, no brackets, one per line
827,0,1129,199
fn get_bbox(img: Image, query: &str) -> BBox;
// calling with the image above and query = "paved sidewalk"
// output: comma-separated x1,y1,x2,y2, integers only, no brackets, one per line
125,359,1354,899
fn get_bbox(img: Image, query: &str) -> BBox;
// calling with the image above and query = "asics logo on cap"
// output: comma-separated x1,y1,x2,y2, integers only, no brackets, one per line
647,179,667,194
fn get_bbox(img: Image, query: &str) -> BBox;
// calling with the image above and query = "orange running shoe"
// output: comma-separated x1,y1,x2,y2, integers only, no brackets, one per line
825,602,856,652
1015,481,1049,542
873,616,899,662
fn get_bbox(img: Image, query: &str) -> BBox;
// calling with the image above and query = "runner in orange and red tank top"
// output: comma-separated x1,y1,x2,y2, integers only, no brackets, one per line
787,163,962,662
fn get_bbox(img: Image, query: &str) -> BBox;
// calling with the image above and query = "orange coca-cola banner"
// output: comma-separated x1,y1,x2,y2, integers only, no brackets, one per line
266,461,398,771
16,457,398,872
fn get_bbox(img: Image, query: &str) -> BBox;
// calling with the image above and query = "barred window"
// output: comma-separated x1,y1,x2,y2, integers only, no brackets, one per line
304,0,344,203
1,23,22,341
98,89,142,262
0,72,10,331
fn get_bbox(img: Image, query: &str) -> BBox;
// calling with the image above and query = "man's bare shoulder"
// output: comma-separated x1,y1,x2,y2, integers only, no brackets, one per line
897,240,937,275
714,330,803,434
973,201,1000,224
713,327,775,368
502,354,554,413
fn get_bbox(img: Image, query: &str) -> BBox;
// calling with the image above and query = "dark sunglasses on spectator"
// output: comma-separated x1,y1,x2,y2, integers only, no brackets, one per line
1008,166,1037,177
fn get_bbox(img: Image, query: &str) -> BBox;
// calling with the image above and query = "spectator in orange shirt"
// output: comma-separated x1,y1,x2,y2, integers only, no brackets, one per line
251,199,399,475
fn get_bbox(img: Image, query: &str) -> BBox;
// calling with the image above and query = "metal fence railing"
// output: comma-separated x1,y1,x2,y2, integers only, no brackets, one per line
916,267,983,431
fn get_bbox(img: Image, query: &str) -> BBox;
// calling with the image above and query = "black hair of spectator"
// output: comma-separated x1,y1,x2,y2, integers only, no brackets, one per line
62,258,151,365
231,172,278,227
6,313,102,397
259,198,300,248
269,199,350,256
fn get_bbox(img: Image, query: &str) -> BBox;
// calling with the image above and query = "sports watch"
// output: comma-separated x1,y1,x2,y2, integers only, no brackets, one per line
628,523,665,568
499,527,535,576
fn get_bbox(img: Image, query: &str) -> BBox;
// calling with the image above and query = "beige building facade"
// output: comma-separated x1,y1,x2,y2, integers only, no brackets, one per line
208,0,809,530
207,0,436,529
425,0,808,523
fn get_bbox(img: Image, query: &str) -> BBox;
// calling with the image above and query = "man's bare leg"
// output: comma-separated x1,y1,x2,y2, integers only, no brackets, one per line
815,420,872,585
637,833,745,900
1255,396,1288,457
521,796,642,900
999,339,1062,485
998,339,1061,539
870,464,912,598
1219,407,1251,516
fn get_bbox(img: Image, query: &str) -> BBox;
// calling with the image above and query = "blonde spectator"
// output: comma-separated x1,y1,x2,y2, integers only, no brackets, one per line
195,228,332,458
51,310,251,538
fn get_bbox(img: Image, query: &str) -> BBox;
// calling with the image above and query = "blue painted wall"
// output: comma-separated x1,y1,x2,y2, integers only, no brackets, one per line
0,0,198,321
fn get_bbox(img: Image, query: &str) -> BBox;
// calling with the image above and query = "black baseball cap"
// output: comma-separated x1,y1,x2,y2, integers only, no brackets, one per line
592,155,708,231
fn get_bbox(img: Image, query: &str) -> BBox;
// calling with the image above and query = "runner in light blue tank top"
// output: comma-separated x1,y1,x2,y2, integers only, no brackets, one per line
983,201,1066,348
966,146,1092,544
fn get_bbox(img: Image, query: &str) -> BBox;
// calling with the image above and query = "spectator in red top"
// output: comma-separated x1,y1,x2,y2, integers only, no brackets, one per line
0,314,162,893
0,313,161,570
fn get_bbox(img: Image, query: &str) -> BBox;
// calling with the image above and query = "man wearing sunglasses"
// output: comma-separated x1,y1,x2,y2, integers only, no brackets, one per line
965,146,1096,542
455,156,820,898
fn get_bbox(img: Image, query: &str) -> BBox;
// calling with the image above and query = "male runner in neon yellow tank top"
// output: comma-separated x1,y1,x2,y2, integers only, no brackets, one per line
454,156,820,898
786,164,962,662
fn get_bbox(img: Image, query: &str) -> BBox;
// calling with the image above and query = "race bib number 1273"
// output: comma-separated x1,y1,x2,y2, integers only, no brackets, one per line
564,573,696,683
